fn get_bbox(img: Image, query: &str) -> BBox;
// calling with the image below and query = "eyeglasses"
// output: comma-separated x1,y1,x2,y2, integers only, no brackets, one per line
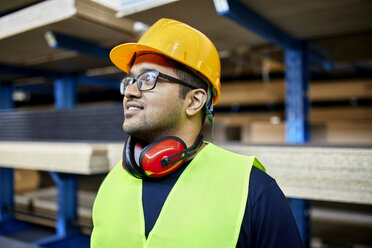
120,70,197,95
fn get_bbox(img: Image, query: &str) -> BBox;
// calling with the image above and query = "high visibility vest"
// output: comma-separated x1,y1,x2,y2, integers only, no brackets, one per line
91,143,266,248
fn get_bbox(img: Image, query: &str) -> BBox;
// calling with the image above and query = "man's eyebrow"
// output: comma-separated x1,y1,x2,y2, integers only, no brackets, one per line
126,67,156,77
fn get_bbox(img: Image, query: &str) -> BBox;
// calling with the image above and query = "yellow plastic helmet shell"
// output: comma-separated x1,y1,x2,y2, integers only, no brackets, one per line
110,18,221,105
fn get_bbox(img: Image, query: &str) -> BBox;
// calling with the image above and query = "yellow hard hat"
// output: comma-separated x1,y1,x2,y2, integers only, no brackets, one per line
110,18,221,105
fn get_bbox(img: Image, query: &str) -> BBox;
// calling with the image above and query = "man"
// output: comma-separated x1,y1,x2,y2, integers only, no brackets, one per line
91,18,303,248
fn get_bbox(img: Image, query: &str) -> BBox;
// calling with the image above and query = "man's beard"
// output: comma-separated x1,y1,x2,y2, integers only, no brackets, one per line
123,103,183,143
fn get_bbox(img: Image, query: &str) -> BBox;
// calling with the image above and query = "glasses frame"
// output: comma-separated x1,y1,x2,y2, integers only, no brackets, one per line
120,70,197,95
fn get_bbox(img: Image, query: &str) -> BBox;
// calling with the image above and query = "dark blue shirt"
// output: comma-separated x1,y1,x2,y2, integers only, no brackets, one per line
142,160,303,248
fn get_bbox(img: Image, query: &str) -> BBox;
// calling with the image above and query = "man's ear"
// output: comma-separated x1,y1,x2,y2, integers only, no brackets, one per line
185,89,207,116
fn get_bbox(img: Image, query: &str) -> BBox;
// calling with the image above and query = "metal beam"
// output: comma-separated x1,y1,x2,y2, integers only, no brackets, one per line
213,0,332,71
34,173,89,247
214,1,314,246
45,31,111,61
0,82,14,110
76,76,120,90
54,76,77,109
285,44,310,144
0,63,58,79
284,44,311,248
0,168,13,225
15,84,54,95
214,0,296,49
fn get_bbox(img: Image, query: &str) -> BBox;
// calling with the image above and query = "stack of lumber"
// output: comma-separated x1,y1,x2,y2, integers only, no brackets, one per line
0,141,108,174
213,78,372,144
107,143,123,169
0,0,137,73
15,186,94,228
15,169,41,193
222,144,372,205
219,79,372,105
1,141,370,232
106,142,372,205
0,104,127,141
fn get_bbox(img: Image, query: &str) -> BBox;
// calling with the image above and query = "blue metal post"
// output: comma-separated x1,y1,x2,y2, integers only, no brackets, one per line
0,81,14,110
285,42,311,248
54,76,76,109
0,168,13,224
34,173,89,247
0,82,29,234
35,79,89,247
213,0,332,70
213,1,315,246
0,82,14,227
51,172,77,237
285,43,310,144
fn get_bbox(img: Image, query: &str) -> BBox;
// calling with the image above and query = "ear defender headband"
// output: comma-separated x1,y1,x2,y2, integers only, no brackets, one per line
123,134,203,179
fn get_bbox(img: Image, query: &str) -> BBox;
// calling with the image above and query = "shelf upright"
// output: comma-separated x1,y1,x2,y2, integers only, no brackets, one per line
213,0,331,246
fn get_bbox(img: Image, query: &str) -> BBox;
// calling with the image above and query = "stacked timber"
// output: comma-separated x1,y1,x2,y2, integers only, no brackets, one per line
7,142,371,226
105,142,372,205
15,169,41,193
0,104,127,141
219,79,372,105
0,141,109,174
0,0,137,73
222,144,372,205
15,186,94,228
214,78,372,144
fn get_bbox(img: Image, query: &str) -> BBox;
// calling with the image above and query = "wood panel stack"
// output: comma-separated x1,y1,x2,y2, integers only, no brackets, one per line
0,0,137,73
7,142,371,230
15,169,41,193
0,141,109,174
222,144,372,205
0,104,126,141
15,186,94,229
214,78,372,144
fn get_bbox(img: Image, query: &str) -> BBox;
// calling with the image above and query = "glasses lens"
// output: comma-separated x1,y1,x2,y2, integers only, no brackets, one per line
138,71,157,91
120,77,133,95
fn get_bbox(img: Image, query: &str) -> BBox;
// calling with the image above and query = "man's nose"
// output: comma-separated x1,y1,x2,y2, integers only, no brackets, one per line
124,81,141,98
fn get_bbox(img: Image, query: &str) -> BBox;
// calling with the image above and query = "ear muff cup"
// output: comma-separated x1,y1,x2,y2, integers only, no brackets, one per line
123,135,147,179
139,136,186,178
122,134,203,179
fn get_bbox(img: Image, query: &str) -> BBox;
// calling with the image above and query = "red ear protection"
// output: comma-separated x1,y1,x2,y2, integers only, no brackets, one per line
123,134,203,179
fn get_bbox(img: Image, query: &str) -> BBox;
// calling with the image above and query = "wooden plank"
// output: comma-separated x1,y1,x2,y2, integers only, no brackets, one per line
0,0,136,40
311,79,372,101
0,142,109,174
241,122,327,144
222,144,372,205
75,0,136,36
311,106,372,123
0,141,367,205
0,0,137,75
213,106,372,127
248,122,285,144
220,80,284,105
105,142,372,204
214,111,284,126
238,121,371,144
15,169,41,193
15,186,94,227
218,79,372,106
0,0,76,40
326,121,372,144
